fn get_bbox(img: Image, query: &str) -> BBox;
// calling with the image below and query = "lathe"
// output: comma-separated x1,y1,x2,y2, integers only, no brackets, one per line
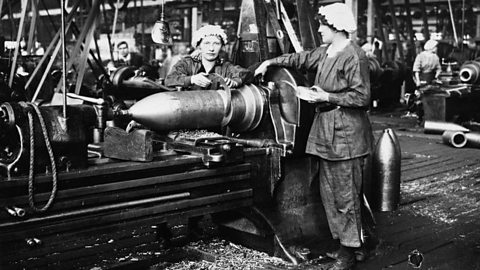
0,67,332,269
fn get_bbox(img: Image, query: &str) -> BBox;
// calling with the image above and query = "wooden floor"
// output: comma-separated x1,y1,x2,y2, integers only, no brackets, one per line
356,113,480,270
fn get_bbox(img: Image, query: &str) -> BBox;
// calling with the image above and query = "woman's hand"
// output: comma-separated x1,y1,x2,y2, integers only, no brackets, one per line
224,78,239,88
307,86,330,102
254,60,272,78
191,72,212,87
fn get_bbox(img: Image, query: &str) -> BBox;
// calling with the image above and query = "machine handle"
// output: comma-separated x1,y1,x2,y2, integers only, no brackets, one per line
66,93,105,105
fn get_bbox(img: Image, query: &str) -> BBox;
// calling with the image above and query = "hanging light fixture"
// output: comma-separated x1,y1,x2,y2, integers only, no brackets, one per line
151,0,172,45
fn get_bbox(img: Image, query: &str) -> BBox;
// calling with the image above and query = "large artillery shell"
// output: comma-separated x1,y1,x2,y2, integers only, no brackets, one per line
442,130,467,148
372,129,401,212
124,85,265,133
465,132,480,148
459,60,480,84
127,90,226,131
424,120,470,134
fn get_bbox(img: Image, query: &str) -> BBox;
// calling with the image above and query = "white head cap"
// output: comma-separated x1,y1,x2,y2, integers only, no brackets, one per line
318,3,357,34
424,39,438,51
191,25,228,48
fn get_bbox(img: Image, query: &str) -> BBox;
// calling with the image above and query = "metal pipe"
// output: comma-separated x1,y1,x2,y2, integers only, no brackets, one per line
26,0,39,54
388,0,404,60
442,130,467,148
25,0,81,91
8,0,28,88
447,0,458,46
66,93,105,106
461,0,465,49
459,60,480,84
419,0,430,40
424,121,470,134
60,0,67,119
226,137,275,148
465,132,480,148
111,0,121,39
404,0,416,59
0,192,190,228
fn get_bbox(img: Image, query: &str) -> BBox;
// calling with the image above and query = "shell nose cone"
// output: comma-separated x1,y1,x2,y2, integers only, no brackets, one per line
126,91,226,131
128,92,181,129
129,92,179,119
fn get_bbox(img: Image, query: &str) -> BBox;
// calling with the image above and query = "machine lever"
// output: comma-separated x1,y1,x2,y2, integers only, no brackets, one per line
66,93,105,105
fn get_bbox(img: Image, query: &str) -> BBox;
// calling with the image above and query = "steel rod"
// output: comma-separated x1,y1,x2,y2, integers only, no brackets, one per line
60,0,67,118
419,0,430,40
111,0,121,40
388,0,404,60
26,0,39,54
25,0,81,91
8,0,28,88
461,0,465,50
447,0,458,46
404,0,416,60
0,192,191,229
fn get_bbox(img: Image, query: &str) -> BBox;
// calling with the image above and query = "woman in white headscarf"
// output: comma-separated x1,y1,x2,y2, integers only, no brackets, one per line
255,3,372,270
165,25,252,90
412,39,442,87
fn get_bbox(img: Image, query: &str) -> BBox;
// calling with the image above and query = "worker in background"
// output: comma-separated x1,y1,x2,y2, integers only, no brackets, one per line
255,3,372,270
373,38,383,63
412,39,442,87
34,41,45,56
107,41,144,73
165,25,252,90
408,39,442,123
361,36,375,58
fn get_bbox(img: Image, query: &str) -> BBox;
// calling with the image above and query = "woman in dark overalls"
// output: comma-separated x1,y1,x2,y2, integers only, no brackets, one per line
255,3,373,270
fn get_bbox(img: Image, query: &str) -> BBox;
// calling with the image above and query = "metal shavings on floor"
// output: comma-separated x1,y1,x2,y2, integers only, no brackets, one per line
148,238,336,270
401,164,480,224
160,239,293,269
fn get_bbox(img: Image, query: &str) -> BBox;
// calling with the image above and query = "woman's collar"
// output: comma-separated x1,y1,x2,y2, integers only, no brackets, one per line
326,39,350,56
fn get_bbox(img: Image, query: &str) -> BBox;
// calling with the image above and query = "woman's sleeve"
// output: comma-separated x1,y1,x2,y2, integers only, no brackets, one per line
270,48,323,71
165,59,192,88
327,56,371,108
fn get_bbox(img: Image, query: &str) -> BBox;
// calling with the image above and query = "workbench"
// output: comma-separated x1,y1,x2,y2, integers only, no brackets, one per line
422,86,480,123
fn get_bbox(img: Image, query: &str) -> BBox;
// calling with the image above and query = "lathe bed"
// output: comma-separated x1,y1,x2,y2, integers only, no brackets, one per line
0,148,270,269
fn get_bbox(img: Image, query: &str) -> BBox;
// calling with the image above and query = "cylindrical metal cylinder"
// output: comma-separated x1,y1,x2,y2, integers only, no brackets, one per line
424,120,470,134
127,90,226,131
124,85,265,133
465,132,480,148
459,60,480,84
442,130,467,148
372,128,401,212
